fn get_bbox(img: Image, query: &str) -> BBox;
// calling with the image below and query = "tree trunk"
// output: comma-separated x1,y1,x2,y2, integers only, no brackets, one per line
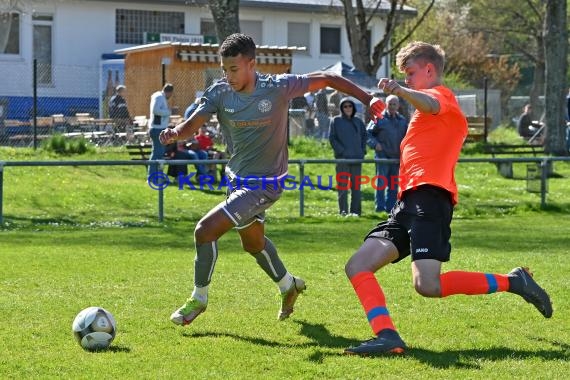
208,0,241,43
543,0,568,155
528,35,545,114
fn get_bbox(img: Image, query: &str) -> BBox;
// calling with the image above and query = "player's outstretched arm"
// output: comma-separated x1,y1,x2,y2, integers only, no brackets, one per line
305,71,385,120
305,72,373,107
378,78,439,114
159,112,211,145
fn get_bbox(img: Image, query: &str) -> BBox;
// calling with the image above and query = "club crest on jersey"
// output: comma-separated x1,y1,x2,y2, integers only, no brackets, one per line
258,99,272,113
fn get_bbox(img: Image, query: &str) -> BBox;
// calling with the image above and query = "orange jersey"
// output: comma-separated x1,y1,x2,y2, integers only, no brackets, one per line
398,86,467,204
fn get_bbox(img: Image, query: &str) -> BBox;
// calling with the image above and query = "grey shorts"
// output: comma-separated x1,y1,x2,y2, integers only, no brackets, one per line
221,179,283,229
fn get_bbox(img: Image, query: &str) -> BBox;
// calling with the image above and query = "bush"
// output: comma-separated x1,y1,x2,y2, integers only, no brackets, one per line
41,134,95,155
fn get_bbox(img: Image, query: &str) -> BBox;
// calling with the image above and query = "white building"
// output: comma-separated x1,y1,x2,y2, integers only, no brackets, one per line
0,0,415,119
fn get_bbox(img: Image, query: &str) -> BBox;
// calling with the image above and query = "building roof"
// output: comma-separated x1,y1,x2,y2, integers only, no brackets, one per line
87,0,416,16
114,41,306,55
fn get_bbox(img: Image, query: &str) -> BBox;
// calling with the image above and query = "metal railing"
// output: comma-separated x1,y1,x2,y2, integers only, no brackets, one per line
1,156,568,224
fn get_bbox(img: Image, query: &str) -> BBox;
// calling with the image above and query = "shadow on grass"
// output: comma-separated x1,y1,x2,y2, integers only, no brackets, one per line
296,321,569,367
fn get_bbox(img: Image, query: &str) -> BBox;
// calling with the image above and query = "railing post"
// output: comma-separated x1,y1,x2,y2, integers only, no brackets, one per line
0,162,4,225
540,158,548,209
158,161,165,222
299,161,305,217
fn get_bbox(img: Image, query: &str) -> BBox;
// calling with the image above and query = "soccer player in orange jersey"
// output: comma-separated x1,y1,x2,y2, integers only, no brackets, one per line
344,41,553,356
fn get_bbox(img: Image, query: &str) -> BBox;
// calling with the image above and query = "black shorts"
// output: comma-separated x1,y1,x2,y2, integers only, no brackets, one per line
364,185,453,263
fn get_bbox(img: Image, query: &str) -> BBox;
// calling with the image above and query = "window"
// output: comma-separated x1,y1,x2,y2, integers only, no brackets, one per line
0,12,20,55
33,14,53,84
200,19,217,43
240,20,262,45
116,9,184,44
320,26,341,55
288,22,310,54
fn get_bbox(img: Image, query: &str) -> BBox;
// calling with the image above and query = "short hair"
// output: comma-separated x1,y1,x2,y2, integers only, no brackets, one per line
219,33,256,60
396,41,445,75
386,95,400,104
163,83,174,93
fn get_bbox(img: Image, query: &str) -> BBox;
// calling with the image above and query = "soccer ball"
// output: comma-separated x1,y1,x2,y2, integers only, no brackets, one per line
72,306,116,351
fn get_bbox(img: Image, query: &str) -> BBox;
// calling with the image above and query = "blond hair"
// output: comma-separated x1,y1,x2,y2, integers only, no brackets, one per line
396,41,445,75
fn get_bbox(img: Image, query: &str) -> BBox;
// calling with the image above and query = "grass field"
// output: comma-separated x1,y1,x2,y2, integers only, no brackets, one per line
1,138,569,379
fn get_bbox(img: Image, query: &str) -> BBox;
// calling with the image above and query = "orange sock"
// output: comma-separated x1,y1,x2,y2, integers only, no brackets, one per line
440,271,510,297
349,271,396,335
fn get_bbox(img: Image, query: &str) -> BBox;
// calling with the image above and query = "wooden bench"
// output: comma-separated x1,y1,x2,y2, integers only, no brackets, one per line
465,116,491,143
126,143,153,161
126,143,226,181
483,143,545,178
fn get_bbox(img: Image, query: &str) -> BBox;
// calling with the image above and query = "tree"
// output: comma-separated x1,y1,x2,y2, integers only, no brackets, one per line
208,0,240,43
543,0,568,155
465,0,546,111
393,0,522,113
340,0,435,77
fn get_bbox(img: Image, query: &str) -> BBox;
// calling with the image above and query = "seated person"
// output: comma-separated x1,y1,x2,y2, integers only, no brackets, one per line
195,125,227,178
517,104,541,139
164,127,209,178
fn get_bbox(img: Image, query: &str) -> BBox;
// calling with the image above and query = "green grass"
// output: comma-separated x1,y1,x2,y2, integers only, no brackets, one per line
0,139,569,379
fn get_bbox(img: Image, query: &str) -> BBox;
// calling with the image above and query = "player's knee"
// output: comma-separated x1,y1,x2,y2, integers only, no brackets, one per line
242,240,264,254
194,222,212,244
413,279,441,298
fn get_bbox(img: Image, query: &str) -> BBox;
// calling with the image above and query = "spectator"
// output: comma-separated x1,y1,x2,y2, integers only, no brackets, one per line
314,88,330,139
329,97,367,216
566,88,570,122
517,104,538,139
148,83,174,176
195,125,227,179
165,134,209,179
108,85,131,136
366,95,408,213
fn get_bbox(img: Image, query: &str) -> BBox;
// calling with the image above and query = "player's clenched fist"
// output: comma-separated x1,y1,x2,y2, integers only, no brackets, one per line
159,128,179,145
369,97,386,121
378,78,402,96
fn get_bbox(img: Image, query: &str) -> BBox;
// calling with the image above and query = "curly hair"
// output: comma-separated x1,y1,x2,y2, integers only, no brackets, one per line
219,33,256,60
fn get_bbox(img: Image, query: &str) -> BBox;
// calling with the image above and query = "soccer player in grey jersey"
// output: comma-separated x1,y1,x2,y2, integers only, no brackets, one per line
161,33,386,327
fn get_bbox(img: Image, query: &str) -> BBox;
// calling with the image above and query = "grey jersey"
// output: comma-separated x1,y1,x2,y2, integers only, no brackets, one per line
195,73,309,179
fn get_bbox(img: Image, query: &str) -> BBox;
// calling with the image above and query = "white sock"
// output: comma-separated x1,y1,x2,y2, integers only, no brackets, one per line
277,273,294,293
191,286,209,304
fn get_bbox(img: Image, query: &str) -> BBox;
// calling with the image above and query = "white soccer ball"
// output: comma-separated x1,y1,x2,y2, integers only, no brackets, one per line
72,306,116,351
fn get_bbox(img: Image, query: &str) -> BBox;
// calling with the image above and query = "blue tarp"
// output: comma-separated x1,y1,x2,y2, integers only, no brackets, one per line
321,61,379,90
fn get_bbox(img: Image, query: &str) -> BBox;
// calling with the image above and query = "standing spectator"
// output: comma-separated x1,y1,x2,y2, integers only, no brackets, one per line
329,97,367,216
148,83,174,176
108,85,131,135
314,88,330,139
566,87,570,122
367,95,408,212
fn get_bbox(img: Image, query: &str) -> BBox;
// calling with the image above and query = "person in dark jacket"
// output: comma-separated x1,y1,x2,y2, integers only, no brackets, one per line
108,85,131,132
366,95,408,212
329,97,367,216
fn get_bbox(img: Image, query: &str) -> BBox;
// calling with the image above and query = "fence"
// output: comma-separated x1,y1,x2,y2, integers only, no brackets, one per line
1,156,568,224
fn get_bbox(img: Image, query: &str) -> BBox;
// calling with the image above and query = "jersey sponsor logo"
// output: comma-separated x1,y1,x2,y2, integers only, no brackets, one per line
225,108,235,113
258,99,272,113
415,248,429,253
233,211,242,221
